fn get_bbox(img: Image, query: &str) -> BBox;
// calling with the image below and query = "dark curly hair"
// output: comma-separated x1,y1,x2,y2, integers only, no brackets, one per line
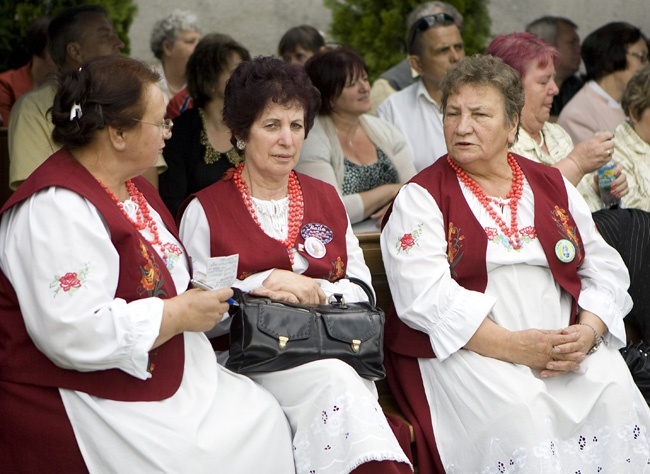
51,55,160,149
223,56,321,153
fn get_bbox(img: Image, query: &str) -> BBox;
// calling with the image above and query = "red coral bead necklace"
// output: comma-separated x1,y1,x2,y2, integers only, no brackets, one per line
447,153,524,249
233,162,304,264
97,178,163,248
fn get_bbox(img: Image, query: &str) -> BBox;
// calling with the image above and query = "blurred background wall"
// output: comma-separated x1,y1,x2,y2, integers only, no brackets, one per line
129,0,648,65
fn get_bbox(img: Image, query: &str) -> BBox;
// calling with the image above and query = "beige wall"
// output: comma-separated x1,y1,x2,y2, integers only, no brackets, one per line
129,0,649,65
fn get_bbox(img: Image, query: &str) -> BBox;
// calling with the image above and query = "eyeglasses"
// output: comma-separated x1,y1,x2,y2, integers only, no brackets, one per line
133,118,173,138
407,13,456,53
627,51,649,64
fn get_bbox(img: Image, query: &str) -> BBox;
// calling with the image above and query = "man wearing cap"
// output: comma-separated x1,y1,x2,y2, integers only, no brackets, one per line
376,1,464,172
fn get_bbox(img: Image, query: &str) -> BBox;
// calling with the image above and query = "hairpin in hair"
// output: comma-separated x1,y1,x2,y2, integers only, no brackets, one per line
69,102,83,121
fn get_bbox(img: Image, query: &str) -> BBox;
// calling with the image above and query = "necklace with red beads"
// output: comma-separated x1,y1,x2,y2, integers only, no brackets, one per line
447,153,524,249
233,162,304,264
97,178,175,253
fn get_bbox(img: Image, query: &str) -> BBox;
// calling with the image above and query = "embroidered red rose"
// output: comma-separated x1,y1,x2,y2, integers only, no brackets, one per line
59,272,81,292
520,226,537,239
400,233,415,251
484,227,498,240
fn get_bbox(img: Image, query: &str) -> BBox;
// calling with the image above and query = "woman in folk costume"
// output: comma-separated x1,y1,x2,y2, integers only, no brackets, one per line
380,54,650,473
179,56,412,474
0,55,295,473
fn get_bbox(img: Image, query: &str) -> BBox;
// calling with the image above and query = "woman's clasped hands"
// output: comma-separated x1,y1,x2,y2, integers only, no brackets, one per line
252,269,326,305
510,320,601,378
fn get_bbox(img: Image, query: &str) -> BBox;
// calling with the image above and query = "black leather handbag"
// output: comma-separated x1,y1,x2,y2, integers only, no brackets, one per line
620,341,650,404
226,278,386,380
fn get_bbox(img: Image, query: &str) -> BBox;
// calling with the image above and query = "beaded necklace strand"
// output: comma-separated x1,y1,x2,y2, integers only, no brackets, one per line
233,163,304,264
98,178,175,253
447,153,524,249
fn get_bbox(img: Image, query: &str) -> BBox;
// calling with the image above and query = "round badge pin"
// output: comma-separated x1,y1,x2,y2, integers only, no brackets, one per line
554,239,576,263
300,223,333,244
304,236,326,259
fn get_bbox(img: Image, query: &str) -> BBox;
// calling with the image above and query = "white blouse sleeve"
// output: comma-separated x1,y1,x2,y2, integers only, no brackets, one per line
0,188,163,380
180,196,373,304
380,183,496,360
565,178,632,347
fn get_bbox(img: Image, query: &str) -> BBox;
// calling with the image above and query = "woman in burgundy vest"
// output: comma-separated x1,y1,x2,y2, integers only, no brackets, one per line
0,55,295,473
180,57,413,474
380,54,650,472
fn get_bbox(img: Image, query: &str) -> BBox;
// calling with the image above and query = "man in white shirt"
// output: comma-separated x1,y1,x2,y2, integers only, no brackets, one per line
376,2,464,172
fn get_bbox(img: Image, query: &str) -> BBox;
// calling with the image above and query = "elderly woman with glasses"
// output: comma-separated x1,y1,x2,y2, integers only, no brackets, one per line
377,1,465,172
558,22,649,144
0,55,296,472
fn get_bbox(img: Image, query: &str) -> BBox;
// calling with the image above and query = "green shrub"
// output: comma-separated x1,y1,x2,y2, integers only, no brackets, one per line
0,0,137,72
324,0,491,81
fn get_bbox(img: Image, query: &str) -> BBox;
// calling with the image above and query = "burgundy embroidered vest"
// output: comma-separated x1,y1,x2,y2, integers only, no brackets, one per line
193,172,349,281
0,149,186,401
383,153,584,358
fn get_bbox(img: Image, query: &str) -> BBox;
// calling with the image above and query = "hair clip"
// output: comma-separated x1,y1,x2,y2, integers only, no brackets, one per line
69,102,83,121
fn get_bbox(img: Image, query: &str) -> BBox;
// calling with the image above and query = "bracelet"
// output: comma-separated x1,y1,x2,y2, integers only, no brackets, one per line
577,322,602,354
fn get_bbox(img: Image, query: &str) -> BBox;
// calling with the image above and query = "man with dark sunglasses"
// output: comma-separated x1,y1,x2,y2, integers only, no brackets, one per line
376,2,465,171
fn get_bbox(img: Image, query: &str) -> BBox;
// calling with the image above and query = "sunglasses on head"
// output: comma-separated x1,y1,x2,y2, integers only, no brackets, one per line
407,13,456,52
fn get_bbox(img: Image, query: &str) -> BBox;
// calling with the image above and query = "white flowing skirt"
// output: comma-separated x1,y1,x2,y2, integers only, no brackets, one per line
420,264,650,473
61,333,295,473
250,359,412,474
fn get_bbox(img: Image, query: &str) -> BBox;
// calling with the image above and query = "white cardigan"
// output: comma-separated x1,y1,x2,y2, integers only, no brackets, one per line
297,114,416,223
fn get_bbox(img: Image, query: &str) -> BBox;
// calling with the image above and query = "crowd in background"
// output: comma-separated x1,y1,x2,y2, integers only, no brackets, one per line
1,2,650,473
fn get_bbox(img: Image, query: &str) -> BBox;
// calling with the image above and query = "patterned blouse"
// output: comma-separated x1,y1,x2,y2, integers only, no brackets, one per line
614,120,650,212
341,147,398,195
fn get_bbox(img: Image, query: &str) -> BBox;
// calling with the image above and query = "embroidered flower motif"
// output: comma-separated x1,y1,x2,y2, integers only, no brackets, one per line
520,225,537,239
137,241,167,297
486,224,538,250
551,206,583,262
50,264,90,297
446,222,465,277
160,242,183,271
484,226,498,240
327,256,345,281
396,223,423,254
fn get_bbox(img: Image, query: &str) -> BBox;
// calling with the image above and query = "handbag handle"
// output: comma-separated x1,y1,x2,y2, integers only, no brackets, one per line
347,276,376,307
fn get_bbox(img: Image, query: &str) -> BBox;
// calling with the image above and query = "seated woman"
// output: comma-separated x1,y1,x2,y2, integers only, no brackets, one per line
0,56,294,472
149,9,201,104
381,54,650,473
179,56,412,474
616,64,650,212
487,32,626,211
278,24,326,66
297,47,416,228
159,33,250,217
490,32,650,343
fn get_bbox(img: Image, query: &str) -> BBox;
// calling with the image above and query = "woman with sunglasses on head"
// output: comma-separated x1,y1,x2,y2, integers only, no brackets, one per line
0,55,295,473
297,47,416,229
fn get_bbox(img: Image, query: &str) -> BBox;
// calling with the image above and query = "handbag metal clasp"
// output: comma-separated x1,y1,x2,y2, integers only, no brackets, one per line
351,339,361,353
328,293,346,307
278,336,289,350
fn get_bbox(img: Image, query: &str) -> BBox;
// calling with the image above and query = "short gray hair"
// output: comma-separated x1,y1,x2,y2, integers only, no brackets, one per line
150,10,200,59
407,1,464,31
525,16,577,46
